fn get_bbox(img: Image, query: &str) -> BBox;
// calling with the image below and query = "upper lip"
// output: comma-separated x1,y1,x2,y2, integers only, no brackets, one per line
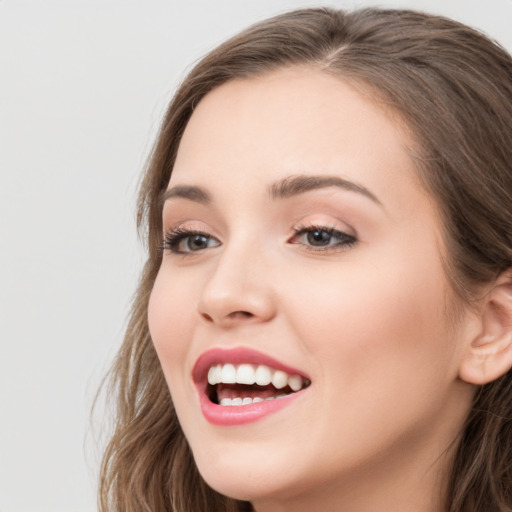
192,347,310,385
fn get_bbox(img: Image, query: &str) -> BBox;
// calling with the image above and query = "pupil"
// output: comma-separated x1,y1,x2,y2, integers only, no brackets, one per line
189,235,208,250
307,229,331,246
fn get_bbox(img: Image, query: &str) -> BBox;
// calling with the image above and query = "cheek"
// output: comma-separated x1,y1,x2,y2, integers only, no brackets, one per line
274,256,463,470
282,252,456,397
147,269,195,378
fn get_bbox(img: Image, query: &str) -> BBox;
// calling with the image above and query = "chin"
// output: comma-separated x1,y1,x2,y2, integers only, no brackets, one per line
190,443,301,502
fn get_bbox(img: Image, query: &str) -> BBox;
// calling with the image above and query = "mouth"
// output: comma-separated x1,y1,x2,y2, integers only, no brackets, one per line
193,348,311,425
207,363,311,406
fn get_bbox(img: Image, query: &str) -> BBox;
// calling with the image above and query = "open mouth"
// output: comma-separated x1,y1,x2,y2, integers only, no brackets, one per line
206,363,311,406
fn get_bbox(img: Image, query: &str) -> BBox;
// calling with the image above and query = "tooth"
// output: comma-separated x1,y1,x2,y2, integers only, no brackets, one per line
221,364,236,384
288,375,302,392
272,370,288,389
236,364,256,385
220,398,232,406
276,394,287,399
232,397,243,406
255,365,272,386
253,397,264,403
242,397,252,405
265,396,275,401
208,366,218,385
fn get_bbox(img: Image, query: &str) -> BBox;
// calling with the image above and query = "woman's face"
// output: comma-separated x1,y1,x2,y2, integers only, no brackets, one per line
149,68,475,509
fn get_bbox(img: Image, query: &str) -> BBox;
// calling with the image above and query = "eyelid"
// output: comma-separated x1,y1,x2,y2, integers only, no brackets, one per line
291,215,357,237
288,222,358,252
162,219,217,237
161,222,221,255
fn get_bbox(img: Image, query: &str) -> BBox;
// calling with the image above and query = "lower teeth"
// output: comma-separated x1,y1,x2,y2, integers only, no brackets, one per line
219,395,288,406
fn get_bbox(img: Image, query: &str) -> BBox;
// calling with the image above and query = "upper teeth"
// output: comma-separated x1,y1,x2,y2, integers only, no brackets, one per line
207,363,305,392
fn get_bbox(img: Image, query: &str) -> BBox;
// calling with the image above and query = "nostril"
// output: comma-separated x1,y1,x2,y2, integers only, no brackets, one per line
199,311,253,323
201,312,214,323
228,311,254,320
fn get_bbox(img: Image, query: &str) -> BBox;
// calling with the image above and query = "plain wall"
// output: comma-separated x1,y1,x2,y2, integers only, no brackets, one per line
1,1,511,510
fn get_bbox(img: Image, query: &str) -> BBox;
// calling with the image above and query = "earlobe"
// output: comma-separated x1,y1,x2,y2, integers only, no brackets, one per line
459,270,512,386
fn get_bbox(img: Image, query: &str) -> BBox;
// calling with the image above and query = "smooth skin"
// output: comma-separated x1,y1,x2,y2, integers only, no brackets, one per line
148,67,512,512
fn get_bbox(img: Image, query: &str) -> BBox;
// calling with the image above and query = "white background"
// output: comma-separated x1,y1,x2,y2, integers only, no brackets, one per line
1,1,511,511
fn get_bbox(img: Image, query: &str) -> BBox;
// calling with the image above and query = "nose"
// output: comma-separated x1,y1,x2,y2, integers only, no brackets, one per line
197,240,276,327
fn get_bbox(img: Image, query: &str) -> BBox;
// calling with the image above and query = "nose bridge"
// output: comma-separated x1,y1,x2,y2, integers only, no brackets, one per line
197,232,275,325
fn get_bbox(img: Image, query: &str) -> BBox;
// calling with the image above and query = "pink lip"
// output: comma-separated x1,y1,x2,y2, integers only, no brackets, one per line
192,347,310,426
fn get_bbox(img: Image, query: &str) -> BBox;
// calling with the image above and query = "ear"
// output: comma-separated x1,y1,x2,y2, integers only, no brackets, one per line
459,270,512,385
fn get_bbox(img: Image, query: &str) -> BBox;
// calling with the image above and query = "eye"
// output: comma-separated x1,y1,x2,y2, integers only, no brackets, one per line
163,227,221,254
289,225,357,251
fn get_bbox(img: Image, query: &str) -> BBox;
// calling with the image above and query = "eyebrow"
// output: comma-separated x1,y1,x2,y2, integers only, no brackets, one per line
269,175,381,205
161,174,381,208
160,185,211,207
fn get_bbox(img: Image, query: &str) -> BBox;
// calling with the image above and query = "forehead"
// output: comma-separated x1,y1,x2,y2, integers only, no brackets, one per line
170,67,429,215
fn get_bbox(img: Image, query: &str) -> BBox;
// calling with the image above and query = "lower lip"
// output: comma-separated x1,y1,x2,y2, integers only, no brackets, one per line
198,389,304,426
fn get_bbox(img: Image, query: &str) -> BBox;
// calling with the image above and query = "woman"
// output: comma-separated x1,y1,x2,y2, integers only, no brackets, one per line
99,7,512,512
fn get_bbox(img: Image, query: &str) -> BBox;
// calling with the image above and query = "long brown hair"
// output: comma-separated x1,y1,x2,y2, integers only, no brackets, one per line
98,8,512,511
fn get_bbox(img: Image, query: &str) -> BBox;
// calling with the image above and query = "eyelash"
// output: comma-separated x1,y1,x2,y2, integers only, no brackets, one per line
162,227,219,255
289,224,357,252
161,224,357,255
